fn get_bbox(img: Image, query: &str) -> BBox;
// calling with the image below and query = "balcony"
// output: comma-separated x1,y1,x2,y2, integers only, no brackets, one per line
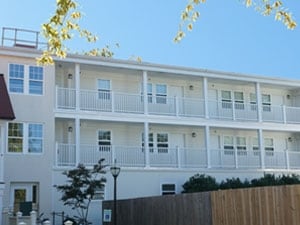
56,87,300,124
55,143,300,170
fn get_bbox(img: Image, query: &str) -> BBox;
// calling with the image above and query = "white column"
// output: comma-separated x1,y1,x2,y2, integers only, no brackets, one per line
144,122,150,167
203,77,209,119
143,71,148,115
255,82,262,122
258,129,265,169
205,126,211,168
75,64,80,111
75,118,80,165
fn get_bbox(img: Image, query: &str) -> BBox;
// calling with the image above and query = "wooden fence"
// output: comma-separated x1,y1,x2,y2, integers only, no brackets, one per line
102,185,300,225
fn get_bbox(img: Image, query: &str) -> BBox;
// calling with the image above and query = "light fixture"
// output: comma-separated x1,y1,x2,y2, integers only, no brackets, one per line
110,163,121,225
288,137,293,142
189,85,194,90
68,73,73,79
192,132,196,138
68,126,73,132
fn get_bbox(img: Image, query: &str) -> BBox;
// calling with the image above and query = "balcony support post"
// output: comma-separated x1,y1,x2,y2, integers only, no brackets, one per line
255,82,262,122
258,129,265,169
75,63,80,111
75,117,80,165
143,71,148,115
205,126,211,168
144,122,150,167
203,77,209,119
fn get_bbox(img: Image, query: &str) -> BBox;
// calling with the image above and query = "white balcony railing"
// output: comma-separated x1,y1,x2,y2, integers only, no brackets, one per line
56,87,300,124
56,143,300,170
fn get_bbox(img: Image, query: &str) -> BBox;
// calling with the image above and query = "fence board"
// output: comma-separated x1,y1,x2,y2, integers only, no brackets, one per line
211,185,300,225
102,185,300,225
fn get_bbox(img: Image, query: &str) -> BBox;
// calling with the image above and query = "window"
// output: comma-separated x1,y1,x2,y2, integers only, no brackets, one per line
234,92,244,110
221,90,232,109
157,133,168,153
250,93,257,111
250,93,271,111
29,66,43,94
92,186,105,200
98,130,111,151
28,124,43,153
9,64,24,93
147,83,153,103
262,94,271,112
8,123,43,153
224,136,234,155
161,184,176,195
252,137,260,155
236,136,247,155
8,123,23,152
142,133,154,152
98,79,111,100
156,84,167,104
9,64,43,95
264,138,274,156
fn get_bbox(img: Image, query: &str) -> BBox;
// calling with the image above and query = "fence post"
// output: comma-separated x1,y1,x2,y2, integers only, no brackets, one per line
16,211,22,225
64,220,73,225
30,211,36,225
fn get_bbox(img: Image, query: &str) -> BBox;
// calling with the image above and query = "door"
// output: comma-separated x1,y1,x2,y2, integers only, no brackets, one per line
10,183,38,215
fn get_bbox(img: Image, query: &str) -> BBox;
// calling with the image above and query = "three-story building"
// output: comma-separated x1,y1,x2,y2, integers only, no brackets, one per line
1,28,300,224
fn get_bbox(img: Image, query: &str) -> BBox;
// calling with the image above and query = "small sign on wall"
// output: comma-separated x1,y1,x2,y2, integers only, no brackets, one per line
103,209,112,222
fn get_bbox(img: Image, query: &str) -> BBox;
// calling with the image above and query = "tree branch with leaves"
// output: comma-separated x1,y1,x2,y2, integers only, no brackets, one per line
174,0,297,42
54,159,107,225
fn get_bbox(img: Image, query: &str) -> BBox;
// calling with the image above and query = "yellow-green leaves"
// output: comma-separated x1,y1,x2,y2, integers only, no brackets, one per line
38,0,114,65
175,0,296,43
247,0,296,30
174,0,202,43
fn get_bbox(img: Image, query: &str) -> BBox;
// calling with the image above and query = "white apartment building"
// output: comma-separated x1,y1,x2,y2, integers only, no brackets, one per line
1,28,300,224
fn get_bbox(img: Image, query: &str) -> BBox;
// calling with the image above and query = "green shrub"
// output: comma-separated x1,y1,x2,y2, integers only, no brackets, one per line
182,174,219,193
182,173,300,193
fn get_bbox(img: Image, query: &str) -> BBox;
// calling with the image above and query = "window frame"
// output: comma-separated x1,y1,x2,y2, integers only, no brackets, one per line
234,91,244,110
221,90,232,109
9,64,44,95
262,94,271,112
97,79,111,100
7,122,44,154
161,183,176,195
98,130,111,152
157,133,168,153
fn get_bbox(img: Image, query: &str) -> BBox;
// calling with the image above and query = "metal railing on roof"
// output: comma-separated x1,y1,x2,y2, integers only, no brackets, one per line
1,27,48,50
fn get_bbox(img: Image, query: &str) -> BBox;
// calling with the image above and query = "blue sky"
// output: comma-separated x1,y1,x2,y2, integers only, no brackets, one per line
1,0,300,79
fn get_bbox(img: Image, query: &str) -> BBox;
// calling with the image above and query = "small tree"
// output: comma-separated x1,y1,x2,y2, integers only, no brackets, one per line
55,159,107,225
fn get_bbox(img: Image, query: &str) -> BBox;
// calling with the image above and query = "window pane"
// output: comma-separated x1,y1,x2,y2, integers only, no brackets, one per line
262,94,271,103
29,81,43,94
29,66,43,80
8,123,23,153
28,124,43,153
9,64,24,78
9,64,24,93
250,93,256,103
156,84,166,94
224,136,233,145
98,79,110,90
221,90,231,100
234,92,243,101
